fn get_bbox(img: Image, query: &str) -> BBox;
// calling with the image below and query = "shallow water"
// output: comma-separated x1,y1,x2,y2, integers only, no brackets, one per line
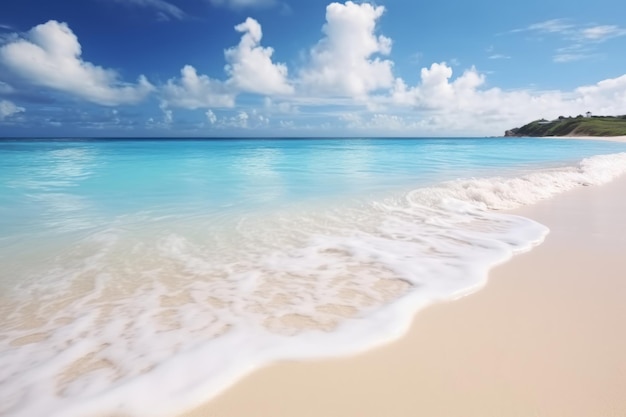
1,137,626,417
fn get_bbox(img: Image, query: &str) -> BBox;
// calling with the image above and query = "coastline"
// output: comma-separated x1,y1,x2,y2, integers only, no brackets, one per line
539,135,626,143
180,138,626,417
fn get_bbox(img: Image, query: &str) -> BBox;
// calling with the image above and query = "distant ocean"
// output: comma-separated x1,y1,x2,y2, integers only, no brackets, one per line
2,137,626,417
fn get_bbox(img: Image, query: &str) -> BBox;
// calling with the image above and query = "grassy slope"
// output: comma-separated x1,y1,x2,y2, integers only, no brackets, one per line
508,116,626,137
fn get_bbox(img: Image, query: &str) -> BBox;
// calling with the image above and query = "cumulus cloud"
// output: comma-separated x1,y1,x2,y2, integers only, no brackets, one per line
163,17,291,109
162,65,235,109
225,18,293,95
390,63,544,131
203,108,272,129
299,1,394,97
0,99,24,120
0,20,154,106
229,111,249,128
574,74,626,115
373,61,626,135
390,63,485,110
154,4,626,134
5,5,623,136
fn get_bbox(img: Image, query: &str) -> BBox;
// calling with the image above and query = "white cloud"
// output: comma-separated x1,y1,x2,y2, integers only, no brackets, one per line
159,102,173,124
581,25,626,41
299,1,394,97
206,109,217,124
249,108,269,125
516,19,625,64
524,19,574,34
552,43,595,63
162,65,235,109
206,109,272,129
109,0,186,20
162,17,291,110
230,111,249,128
3,6,623,136
575,74,626,115
145,104,175,129
521,19,626,42
187,38,625,135
224,18,293,95
390,63,485,110
380,62,626,135
0,20,154,106
488,54,511,60
0,99,24,120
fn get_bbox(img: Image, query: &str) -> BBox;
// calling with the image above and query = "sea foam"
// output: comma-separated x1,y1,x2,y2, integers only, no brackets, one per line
1,152,626,417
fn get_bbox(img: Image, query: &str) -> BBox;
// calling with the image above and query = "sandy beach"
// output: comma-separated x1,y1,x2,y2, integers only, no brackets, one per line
181,138,626,417
542,135,626,143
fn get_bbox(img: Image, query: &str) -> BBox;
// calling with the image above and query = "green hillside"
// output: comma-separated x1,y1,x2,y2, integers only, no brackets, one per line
505,115,626,137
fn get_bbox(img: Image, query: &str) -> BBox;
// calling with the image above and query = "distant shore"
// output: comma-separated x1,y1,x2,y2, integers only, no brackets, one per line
181,136,626,417
541,135,626,143
505,115,626,137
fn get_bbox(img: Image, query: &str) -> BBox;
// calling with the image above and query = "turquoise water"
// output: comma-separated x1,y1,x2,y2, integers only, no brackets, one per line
2,137,626,237
1,137,626,417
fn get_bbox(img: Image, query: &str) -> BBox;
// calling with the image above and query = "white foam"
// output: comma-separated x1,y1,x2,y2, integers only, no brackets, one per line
1,152,626,417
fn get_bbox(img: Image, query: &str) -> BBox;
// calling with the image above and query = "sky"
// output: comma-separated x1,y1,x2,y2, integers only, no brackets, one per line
0,0,625,137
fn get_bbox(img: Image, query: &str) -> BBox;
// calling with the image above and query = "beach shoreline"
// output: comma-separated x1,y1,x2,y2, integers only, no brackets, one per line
3,137,626,417
180,137,626,417
539,135,626,143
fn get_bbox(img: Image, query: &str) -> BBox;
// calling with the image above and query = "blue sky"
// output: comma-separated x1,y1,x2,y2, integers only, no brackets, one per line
0,0,625,137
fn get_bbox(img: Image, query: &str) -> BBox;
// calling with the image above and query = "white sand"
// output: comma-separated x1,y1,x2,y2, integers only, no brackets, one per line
541,135,626,143
181,159,626,417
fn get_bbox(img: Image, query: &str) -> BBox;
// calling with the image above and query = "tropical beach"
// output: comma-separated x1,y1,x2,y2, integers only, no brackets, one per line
185,136,626,417
1,136,626,417
2,0,626,416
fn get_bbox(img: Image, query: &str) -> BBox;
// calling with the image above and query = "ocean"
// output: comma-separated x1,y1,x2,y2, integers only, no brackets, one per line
2,137,626,417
